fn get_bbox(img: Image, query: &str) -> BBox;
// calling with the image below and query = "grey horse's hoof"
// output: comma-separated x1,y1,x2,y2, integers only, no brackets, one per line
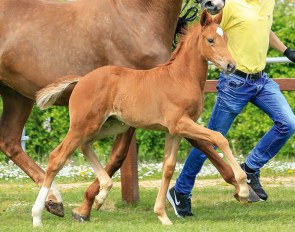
72,211,90,222
45,200,65,217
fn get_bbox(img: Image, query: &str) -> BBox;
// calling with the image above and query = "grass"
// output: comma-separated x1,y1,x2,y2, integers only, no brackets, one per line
0,178,294,232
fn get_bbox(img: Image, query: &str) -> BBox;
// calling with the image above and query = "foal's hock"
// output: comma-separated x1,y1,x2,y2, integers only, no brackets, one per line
33,9,247,227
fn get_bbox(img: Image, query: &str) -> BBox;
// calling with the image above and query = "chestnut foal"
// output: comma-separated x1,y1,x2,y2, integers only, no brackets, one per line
0,0,228,218
32,10,248,226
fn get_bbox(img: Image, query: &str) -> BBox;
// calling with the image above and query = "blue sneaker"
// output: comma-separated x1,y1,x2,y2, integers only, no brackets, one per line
167,186,193,217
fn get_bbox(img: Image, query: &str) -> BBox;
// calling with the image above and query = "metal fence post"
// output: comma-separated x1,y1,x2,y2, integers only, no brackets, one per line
21,128,29,151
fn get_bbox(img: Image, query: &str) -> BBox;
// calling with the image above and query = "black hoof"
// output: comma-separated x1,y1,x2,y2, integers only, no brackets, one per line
72,211,90,222
45,200,65,217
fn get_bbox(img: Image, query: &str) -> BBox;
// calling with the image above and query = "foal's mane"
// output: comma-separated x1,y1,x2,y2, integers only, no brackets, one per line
160,23,201,66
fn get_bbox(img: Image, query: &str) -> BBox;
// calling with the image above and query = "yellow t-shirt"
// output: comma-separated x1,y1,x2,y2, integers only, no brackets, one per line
220,0,275,73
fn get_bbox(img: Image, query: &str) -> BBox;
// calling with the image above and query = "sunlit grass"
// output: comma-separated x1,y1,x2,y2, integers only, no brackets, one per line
1,156,294,232
0,181,294,232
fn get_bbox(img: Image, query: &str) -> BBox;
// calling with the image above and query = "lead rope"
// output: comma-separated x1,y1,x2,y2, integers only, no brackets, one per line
173,0,199,49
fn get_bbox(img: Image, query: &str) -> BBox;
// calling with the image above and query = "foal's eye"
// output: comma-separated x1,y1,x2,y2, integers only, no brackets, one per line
207,38,214,44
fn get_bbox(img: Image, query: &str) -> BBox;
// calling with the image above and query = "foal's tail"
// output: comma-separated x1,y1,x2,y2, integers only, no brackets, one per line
36,75,81,109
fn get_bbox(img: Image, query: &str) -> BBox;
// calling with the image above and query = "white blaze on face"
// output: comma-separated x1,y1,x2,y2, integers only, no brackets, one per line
216,27,224,37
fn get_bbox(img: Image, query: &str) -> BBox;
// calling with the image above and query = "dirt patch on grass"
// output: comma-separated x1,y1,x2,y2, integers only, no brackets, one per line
53,176,295,190
138,176,295,188
0,176,293,190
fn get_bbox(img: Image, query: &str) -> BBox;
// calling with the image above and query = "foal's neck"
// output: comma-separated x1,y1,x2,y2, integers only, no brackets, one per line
167,26,209,89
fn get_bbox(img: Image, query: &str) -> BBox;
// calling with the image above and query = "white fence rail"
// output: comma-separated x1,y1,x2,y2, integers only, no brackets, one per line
208,56,292,65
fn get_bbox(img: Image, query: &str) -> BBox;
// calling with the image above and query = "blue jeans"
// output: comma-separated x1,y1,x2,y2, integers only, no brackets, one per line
175,71,295,195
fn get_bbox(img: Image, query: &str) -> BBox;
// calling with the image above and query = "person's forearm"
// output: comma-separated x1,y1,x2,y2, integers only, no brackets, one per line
269,31,287,53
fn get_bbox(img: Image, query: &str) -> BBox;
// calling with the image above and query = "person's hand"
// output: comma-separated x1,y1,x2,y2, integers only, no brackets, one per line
283,47,295,63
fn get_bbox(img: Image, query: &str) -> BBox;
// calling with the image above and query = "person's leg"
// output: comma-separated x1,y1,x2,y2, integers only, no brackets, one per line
167,72,251,216
240,74,295,200
246,74,295,170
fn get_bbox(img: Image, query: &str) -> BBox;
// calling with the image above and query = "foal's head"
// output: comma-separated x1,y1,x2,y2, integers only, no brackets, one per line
199,9,236,74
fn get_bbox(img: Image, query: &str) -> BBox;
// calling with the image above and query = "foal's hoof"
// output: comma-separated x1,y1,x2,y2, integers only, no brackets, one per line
233,194,247,204
233,186,260,204
72,210,90,222
45,200,64,217
233,191,249,205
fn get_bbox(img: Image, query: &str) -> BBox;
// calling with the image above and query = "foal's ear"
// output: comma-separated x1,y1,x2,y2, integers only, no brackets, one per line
213,10,223,24
200,9,213,27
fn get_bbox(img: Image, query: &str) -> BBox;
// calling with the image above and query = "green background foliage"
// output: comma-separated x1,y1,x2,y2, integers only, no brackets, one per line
0,0,294,162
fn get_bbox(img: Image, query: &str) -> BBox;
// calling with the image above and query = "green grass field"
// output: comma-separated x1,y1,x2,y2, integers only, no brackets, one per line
0,177,294,232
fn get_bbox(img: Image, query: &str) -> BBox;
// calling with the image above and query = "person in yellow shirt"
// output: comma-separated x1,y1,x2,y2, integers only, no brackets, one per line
167,0,295,217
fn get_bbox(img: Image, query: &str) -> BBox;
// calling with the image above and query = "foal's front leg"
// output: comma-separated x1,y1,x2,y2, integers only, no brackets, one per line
154,134,181,225
175,116,249,203
186,139,239,196
72,128,135,222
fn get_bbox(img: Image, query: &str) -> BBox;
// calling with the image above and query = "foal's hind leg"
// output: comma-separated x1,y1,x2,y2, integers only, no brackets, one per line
186,139,240,196
72,128,135,222
0,85,63,216
32,131,81,227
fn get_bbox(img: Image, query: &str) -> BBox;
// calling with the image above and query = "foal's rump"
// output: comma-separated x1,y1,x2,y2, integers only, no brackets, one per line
36,65,120,109
36,65,138,109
